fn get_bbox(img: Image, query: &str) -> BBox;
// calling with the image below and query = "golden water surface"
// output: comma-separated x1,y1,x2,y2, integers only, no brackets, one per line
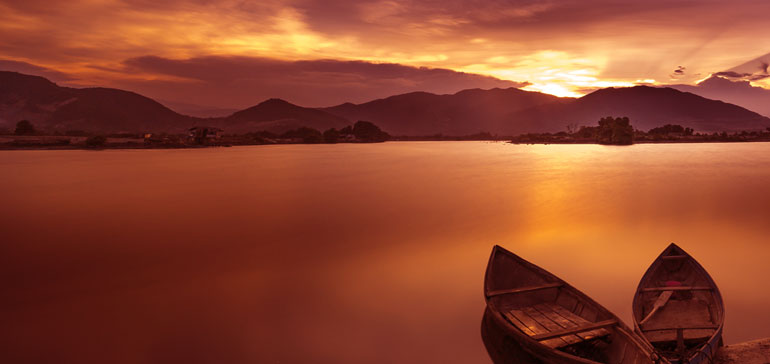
2,142,769,363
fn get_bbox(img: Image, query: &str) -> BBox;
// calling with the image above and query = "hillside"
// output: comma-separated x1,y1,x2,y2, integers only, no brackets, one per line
2,71,769,136
0,71,197,133
669,76,770,118
321,87,567,136
224,98,350,134
510,86,770,133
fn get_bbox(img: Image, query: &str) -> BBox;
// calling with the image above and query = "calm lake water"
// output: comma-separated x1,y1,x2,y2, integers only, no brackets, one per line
2,141,770,363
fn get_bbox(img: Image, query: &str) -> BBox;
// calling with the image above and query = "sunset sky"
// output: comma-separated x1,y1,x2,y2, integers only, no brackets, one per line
1,0,769,108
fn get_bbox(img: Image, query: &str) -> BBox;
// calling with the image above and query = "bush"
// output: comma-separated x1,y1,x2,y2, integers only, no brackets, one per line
14,120,36,135
648,124,694,136
281,127,323,144
596,116,633,145
352,120,389,142
85,135,107,148
323,128,340,143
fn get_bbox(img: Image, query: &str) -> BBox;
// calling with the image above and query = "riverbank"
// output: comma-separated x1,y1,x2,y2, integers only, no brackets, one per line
6,137,770,150
716,337,770,363
512,138,770,145
510,129,770,145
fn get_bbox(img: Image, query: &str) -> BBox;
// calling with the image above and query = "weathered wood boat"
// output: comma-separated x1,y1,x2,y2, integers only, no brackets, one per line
485,245,662,364
632,243,724,364
481,306,544,364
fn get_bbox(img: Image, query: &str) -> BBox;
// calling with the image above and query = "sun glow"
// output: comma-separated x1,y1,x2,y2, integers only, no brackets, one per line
524,83,581,98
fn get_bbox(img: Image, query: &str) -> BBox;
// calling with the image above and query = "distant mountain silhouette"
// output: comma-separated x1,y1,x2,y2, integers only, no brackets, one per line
0,71,348,134
159,99,239,118
224,98,350,133
669,76,770,118
2,71,769,135
510,86,770,133
321,86,769,135
321,88,566,135
0,71,196,133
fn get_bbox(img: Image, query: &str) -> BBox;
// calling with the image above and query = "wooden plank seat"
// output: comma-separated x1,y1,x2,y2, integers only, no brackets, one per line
640,299,716,343
503,302,616,348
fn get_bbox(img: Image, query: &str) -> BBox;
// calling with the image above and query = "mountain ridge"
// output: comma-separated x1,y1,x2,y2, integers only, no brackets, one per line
320,87,568,135
669,76,770,118
508,85,769,133
2,70,769,135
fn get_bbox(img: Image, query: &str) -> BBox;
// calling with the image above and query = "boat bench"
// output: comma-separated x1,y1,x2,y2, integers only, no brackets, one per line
504,302,616,348
639,299,717,343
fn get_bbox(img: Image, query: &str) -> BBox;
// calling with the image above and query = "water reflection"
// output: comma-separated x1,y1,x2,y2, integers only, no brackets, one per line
2,142,770,363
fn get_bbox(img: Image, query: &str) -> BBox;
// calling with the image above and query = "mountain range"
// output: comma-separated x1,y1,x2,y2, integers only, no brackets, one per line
1,70,769,135
0,71,191,133
320,88,566,135
669,75,770,119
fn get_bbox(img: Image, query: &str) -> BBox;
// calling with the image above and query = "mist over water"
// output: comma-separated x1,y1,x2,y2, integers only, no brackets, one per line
2,142,770,363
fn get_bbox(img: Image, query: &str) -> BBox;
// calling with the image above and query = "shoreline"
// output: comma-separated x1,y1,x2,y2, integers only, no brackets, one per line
716,337,770,363
512,138,770,145
4,138,770,150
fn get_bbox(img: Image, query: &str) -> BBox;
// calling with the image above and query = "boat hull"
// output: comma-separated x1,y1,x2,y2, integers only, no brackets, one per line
632,243,724,364
484,245,659,364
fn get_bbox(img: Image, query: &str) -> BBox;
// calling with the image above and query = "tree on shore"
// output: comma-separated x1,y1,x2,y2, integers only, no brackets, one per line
281,127,323,143
14,120,36,135
596,116,634,145
323,128,340,143
648,124,694,135
85,135,107,148
351,120,389,142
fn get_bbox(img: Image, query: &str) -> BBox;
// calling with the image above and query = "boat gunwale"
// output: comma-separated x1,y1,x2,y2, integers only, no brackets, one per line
484,245,657,364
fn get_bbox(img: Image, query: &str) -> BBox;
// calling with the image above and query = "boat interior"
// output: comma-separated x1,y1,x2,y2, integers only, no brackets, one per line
488,249,648,364
633,246,722,361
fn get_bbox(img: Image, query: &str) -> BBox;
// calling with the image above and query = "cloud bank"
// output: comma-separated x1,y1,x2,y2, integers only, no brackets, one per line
116,56,529,108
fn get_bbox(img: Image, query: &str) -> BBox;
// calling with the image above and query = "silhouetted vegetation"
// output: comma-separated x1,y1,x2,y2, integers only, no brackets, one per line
281,127,323,144
511,116,635,145
512,118,770,145
323,128,340,143
85,135,107,148
648,124,694,136
392,132,507,141
107,132,143,138
596,116,634,145
350,120,390,142
14,120,36,135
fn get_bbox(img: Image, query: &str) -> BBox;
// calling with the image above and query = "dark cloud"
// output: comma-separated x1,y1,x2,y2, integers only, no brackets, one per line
713,51,770,82
0,59,74,82
118,55,529,108
664,52,770,117
713,71,769,82
669,65,686,78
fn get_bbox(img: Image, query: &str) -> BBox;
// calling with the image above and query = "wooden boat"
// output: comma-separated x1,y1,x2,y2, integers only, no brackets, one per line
484,245,662,364
632,243,724,364
481,306,545,364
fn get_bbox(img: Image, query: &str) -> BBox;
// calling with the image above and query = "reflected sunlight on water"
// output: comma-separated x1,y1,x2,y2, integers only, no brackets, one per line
1,142,770,363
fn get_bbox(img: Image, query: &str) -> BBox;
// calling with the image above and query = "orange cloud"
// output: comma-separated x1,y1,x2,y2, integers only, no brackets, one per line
1,0,769,102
